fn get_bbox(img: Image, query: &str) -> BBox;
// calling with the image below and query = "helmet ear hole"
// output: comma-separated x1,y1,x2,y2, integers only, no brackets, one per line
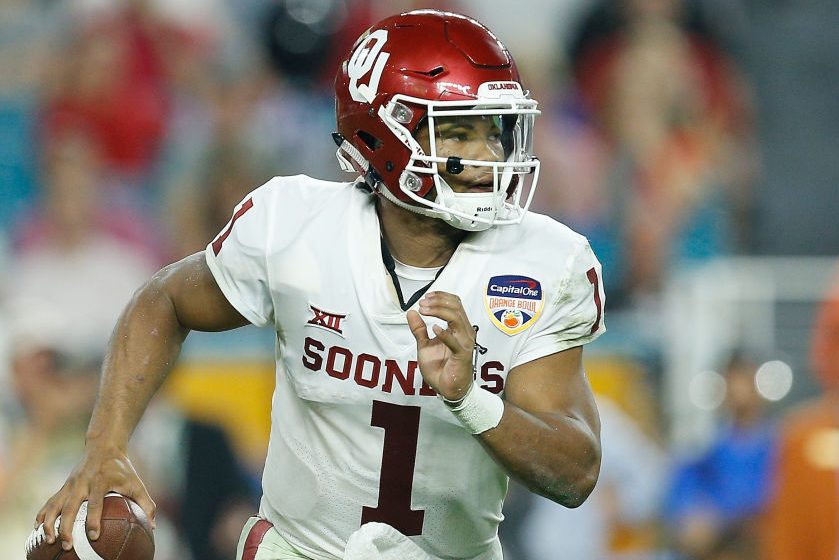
357,130,382,151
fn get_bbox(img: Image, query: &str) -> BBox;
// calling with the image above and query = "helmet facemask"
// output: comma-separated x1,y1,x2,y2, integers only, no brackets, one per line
377,83,541,232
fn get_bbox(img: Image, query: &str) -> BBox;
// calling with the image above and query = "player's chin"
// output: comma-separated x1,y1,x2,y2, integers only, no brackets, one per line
449,180,494,194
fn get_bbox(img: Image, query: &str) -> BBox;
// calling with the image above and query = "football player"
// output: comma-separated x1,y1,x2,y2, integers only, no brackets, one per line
35,10,605,560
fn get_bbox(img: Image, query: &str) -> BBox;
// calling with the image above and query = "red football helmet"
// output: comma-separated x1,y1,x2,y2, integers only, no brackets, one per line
334,10,541,231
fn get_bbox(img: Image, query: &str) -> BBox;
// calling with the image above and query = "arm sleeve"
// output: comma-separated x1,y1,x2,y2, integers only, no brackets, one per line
512,238,605,368
204,182,276,328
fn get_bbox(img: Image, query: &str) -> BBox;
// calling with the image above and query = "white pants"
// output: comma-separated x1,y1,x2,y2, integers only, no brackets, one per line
236,517,312,560
236,517,446,560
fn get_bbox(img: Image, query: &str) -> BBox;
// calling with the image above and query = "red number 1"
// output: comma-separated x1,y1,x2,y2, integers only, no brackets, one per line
362,400,425,535
211,197,254,255
586,267,603,334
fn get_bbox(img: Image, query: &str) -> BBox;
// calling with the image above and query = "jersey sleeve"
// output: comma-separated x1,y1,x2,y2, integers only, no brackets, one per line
511,238,605,368
204,181,276,328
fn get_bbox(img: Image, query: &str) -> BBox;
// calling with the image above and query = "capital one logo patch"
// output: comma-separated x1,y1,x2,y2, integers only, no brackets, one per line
484,275,544,335
306,304,348,337
348,29,390,103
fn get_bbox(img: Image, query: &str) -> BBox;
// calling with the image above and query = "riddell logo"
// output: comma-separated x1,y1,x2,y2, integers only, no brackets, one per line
307,304,348,336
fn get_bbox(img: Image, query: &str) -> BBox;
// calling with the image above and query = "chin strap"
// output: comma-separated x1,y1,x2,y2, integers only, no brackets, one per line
334,132,499,232
377,181,448,221
333,132,369,174
379,182,502,232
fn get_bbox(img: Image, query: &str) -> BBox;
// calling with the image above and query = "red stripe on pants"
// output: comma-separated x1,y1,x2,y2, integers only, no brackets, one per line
243,519,274,560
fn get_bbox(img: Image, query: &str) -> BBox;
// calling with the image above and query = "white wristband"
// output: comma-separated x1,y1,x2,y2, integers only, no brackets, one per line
443,384,505,434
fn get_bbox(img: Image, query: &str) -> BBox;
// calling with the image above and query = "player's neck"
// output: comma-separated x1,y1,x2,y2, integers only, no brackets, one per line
376,197,467,268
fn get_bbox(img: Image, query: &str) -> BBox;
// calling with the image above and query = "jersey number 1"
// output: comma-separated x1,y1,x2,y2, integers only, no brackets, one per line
586,267,603,334
211,197,254,255
362,400,425,535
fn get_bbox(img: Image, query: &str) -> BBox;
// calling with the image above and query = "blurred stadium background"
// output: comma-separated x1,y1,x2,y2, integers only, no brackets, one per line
1,0,837,559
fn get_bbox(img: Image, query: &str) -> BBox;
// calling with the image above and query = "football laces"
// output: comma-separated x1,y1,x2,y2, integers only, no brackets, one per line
25,518,58,555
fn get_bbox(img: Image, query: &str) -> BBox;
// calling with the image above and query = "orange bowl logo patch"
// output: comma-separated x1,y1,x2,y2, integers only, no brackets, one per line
484,275,544,335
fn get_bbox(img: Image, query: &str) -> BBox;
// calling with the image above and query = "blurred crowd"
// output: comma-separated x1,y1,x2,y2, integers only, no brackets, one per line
0,1,836,559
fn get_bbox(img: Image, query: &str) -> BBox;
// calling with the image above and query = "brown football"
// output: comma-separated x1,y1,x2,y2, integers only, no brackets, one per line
26,493,154,560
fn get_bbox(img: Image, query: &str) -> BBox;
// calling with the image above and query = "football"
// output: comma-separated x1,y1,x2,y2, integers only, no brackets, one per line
26,493,154,560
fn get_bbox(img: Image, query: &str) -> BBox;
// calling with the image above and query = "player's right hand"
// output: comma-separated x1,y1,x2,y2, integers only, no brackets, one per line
34,445,155,552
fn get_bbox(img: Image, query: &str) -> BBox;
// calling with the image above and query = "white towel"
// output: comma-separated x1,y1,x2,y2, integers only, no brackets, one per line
344,523,435,560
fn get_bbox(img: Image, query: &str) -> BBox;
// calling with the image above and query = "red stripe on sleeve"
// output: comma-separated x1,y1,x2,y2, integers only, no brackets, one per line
212,197,254,256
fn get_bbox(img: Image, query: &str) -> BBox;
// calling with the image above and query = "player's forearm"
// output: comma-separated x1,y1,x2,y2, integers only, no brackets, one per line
84,274,189,451
478,402,601,507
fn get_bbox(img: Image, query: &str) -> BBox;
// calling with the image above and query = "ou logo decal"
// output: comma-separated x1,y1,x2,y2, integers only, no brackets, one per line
348,29,390,103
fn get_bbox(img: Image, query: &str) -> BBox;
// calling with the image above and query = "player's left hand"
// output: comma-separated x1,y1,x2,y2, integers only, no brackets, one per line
407,291,475,401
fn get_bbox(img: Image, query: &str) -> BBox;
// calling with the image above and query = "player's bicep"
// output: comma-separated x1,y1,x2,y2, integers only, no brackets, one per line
156,252,250,332
504,346,600,435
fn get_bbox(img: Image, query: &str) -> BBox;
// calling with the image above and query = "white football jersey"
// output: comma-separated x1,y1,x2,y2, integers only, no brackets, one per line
205,175,605,560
